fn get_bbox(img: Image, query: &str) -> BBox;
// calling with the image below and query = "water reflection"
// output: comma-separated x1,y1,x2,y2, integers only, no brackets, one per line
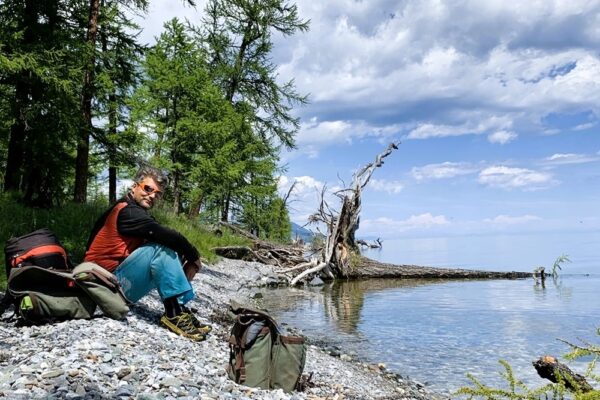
532,275,574,300
261,275,600,394
264,278,467,335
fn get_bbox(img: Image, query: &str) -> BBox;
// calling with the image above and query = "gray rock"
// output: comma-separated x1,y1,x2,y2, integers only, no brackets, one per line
41,369,64,379
115,384,136,397
0,259,447,400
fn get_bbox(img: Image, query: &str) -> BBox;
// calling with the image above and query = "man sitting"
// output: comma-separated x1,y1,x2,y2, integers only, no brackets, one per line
85,165,210,341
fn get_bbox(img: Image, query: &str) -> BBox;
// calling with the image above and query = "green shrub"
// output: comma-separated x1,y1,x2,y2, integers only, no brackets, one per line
456,329,600,399
0,194,250,290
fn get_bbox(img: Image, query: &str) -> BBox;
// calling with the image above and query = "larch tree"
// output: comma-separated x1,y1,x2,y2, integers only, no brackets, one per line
94,0,147,203
200,0,309,221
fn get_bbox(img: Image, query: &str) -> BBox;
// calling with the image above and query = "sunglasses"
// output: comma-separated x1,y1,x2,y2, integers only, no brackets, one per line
138,182,163,198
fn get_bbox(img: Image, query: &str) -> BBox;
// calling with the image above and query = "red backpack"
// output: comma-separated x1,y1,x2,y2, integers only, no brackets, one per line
2,228,74,319
4,228,72,279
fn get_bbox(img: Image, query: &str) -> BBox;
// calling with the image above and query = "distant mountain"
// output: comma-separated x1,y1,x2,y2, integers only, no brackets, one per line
291,222,315,243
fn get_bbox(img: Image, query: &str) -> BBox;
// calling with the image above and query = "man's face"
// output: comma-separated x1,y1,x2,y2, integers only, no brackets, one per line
131,177,163,210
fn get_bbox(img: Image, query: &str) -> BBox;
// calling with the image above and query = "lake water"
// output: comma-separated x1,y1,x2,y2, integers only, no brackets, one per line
259,232,600,396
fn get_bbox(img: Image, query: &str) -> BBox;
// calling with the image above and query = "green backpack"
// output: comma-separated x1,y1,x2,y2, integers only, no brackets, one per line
7,262,129,324
227,300,307,392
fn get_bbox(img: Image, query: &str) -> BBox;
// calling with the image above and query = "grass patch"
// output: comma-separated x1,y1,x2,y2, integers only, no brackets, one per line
0,194,250,290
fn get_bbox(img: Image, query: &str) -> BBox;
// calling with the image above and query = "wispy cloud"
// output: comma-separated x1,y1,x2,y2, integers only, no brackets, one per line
411,162,477,181
573,122,595,131
478,166,557,190
484,214,542,225
406,116,514,140
542,153,600,165
368,178,404,194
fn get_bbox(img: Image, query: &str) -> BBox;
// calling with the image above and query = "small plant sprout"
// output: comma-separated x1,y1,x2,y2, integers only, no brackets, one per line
552,254,571,278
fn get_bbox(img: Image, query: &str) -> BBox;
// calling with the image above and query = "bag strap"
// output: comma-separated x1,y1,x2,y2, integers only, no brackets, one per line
228,320,271,383
72,262,132,305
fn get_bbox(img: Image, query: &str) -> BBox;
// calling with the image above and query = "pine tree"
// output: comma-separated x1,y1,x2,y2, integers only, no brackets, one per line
0,0,85,205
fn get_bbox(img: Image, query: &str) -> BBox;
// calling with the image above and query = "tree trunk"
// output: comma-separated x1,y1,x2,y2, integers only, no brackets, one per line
225,21,254,102
308,142,400,280
4,0,36,193
108,90,117,203
4,82,28,192
74,0,101,203
188,196,202,219
108,164,116,203
221,191,231,222
172,170,181,214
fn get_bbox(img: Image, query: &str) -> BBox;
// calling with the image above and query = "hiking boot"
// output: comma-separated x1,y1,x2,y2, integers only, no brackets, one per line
160,313,207,341
181,306,213,334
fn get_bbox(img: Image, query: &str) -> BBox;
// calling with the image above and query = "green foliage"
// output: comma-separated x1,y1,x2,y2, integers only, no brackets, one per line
456,360,560,399
348,251,362,272
0,0,87,205
0,0,305,245
202,0,309,149
456,330,600,400
0,193,106,289
0,194,252,290
238,195,291,243
152,206,251,259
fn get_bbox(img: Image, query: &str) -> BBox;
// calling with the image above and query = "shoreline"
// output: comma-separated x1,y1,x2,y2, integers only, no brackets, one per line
0,259,448,400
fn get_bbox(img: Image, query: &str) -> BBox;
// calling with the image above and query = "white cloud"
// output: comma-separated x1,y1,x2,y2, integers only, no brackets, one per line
278,175,324,198
543,153,600,165
361,213,449,235
296,117,402,152
488,130,517,144
368,178,403,194
478,166,556,190
411,162,477,181
484,214,542,225
272,0,600,150
573,122,595,131
138,1,600,153
406,115,515,140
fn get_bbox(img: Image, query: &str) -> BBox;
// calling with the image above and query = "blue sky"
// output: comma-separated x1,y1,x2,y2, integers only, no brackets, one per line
137,0,600,240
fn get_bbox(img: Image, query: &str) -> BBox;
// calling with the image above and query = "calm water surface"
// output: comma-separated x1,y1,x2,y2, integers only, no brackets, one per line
260,233,600,395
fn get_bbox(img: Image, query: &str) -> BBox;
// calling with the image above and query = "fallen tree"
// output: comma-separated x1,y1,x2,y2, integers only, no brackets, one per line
213,142,532,285
213,222,305,268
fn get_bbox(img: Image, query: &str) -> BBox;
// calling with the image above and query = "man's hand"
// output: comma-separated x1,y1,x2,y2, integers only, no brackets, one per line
183,259,202,282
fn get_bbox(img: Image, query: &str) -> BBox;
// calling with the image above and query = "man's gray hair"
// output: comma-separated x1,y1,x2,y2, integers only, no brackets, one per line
134,165,169,188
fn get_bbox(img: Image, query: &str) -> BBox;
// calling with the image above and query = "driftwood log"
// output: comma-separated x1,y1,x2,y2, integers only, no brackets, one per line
212,144,533,284
533,355,593,392
357,238,382,249
350,256,531,279
214,222,305,268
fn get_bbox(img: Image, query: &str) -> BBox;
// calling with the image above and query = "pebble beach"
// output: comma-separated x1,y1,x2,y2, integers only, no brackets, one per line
0,259,448,400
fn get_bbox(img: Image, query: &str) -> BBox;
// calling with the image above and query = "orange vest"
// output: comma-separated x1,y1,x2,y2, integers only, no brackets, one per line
84,202,145,272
